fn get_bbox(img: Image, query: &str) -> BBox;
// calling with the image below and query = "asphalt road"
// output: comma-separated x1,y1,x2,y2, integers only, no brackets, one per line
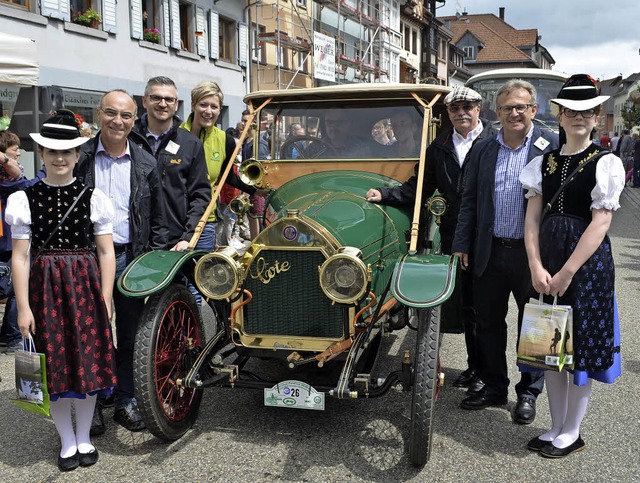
1,188,639,482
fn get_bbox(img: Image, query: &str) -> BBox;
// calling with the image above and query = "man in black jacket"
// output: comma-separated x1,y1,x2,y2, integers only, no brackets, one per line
76,89,168,433
131,76,211,251
366,87,496,394
453,79,559,424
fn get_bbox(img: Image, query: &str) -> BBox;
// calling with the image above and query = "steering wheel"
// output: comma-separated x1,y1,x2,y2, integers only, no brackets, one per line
279,135,337,159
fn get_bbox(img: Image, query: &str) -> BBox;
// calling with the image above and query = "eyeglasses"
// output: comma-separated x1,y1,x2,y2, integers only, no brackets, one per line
497,104,534,114
561,108,596,119
98,108,135,121
147,94,178,104
447,103,478,113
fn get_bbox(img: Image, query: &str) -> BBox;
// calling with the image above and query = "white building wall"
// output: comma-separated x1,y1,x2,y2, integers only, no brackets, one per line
0,0,247,124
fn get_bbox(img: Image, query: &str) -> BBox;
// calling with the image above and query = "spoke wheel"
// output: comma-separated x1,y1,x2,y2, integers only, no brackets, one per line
134,283,204,441
409,306,441,466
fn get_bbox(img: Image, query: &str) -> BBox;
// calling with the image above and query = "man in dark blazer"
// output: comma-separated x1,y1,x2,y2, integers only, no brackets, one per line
452,79,559,424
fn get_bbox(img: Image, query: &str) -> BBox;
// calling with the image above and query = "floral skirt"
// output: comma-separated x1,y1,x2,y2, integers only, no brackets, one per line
540,214,620,384
30,249,117,397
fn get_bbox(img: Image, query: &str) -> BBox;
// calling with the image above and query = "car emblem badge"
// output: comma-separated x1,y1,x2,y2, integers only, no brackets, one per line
283,225,298,241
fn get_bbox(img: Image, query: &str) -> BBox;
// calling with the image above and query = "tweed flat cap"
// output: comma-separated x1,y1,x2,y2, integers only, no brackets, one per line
443,87,483,105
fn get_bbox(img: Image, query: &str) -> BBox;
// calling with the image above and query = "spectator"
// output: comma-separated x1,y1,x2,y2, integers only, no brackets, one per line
617,129,633,170
599,132,611,149
520,73,624,458
78,89,168,435
179,81,258,251
452,79,558,424
131,76,211,252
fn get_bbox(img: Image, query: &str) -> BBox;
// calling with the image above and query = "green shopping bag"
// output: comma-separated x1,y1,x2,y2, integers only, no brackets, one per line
12,335,51,416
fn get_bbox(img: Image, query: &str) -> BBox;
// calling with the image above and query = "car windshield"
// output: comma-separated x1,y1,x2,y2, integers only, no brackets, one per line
258,103,427,160
468,77,566,132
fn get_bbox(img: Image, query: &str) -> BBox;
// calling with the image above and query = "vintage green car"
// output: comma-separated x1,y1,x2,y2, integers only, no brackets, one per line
118,83,461,466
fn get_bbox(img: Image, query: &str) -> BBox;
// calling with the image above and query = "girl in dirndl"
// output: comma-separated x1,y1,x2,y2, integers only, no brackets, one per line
520,74,625,458
6,110,117,472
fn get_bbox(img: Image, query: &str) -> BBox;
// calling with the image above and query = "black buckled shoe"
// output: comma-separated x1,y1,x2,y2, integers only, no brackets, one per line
79,449,99,467
90,406,106,437
113,401,146,432
460,390,508,410
58,451,79,472
467,377,485,395
452,368,478,388
540,436,585,458
512,397,536,424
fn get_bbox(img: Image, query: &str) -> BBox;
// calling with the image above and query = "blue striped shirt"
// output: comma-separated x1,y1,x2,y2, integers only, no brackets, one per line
493,127,533,239
94,139,132,244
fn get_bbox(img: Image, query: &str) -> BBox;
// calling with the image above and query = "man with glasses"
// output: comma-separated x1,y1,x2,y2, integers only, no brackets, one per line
76,89,168,434
453,80,558,425
132,76,211,252
366,87,496,395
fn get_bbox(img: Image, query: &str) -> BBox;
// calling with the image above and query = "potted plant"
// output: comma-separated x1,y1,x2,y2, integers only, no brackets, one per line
143,28,161,44
73,8,102,28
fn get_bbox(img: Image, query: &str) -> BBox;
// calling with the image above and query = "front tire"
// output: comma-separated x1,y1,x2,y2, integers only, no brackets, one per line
134,283,204,441
408,306,441,466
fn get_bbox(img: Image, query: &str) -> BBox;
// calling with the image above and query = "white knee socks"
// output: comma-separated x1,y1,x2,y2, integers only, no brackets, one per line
539,370,569,442
49,398,77,458
553,378,592,448
74,395,97,454
541,370,593,448
49,395,98,457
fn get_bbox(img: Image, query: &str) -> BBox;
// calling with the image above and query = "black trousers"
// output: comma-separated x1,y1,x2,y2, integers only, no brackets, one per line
473,239,544,399
460,266,480,371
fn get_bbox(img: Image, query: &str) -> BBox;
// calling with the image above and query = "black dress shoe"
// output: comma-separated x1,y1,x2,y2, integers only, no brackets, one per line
90,406,106,437
460,390,508,410
58,451,79,472
527,436,553,452
540,436,585,458
467,377,485,395
513,397,536,424
79,449,99,467
452,368,478,387
113,402,146,432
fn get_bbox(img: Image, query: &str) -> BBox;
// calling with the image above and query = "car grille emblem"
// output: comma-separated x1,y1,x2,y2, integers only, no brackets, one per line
249,256,291,285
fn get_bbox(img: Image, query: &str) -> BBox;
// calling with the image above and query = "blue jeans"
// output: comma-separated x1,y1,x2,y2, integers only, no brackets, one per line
2,294,21,348
111,249,145,408
189,222,216,307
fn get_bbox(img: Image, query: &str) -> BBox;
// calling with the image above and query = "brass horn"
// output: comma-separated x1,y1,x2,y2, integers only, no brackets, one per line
238,158,265,186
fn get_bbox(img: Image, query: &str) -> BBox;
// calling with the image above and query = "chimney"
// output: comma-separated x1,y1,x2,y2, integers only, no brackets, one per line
499,7,505,20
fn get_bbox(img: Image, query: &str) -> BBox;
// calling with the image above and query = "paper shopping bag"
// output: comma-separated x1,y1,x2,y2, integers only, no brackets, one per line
12,336,50,416
517,297,571,371
562,306,574,369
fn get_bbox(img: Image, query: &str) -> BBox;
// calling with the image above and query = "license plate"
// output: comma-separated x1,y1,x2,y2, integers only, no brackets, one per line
264,380,325,411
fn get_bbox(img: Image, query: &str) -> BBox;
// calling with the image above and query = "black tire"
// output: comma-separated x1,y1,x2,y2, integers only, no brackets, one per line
134,283,205,441
409,306,441,466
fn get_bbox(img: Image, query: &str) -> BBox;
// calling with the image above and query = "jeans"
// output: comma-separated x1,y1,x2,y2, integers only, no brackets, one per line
111,249,145,408
189,222,216,308
633,156,640,186
2,294,21,348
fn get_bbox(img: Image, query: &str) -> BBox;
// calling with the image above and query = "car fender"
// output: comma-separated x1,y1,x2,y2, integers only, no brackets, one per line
117,249,209,298
390,253,458,308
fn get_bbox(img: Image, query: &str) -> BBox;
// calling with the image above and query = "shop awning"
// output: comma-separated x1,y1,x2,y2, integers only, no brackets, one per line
0,32,39,86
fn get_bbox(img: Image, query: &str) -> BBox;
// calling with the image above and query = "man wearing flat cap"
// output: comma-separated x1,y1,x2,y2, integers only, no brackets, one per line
366,86,496,391
453,79,558,424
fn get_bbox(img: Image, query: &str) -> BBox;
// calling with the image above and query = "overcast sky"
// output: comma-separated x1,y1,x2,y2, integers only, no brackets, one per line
435,0,640,80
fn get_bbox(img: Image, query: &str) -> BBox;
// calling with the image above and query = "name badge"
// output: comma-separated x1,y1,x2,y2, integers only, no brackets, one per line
533,137,550,151
165,140,180,154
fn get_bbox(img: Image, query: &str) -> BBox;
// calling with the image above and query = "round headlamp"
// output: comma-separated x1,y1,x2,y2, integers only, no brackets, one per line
194,248,244,300
319,247,369,304
427,195,447,217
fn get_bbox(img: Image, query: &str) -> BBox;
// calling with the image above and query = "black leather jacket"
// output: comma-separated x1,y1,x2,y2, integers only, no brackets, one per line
75,134,169,257
377,120,497,253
